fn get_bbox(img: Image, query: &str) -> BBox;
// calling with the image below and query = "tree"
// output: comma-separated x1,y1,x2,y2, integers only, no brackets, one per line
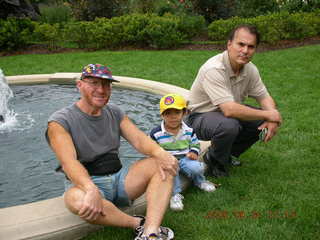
0,0,40,19
278,0,320,13
190,0,236,22
66,0,129,21
236,0,279,18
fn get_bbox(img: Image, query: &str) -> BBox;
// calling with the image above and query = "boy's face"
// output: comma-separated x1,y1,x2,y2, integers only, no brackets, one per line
161,108,184,130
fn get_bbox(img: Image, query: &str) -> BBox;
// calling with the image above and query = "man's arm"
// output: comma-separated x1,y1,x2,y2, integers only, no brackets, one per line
219,96,282,142
219,96,282,123
120,116,178,180
47,121,105,220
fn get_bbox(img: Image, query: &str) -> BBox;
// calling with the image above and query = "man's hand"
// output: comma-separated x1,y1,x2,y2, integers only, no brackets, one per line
265,109,282,125
154,148,178,180
186,152,198,160
78,187,106,221
258,121,280,142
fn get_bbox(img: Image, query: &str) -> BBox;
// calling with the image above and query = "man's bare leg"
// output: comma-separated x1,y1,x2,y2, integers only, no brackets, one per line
64,157,173,234
125,157,174,235
64,187,141,228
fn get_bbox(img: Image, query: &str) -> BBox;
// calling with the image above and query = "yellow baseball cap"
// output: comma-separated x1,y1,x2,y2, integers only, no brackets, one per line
159,93,187,114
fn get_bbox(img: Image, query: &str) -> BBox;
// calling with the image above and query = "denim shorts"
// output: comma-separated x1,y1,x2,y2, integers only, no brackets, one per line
64,165,131,207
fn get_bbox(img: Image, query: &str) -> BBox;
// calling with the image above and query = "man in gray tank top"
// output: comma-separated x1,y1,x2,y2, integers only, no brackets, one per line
46,64,177,240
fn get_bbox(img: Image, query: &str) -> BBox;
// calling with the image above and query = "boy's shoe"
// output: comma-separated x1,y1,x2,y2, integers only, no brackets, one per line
134,226,174,240
198,181,216,192
170,193,184,211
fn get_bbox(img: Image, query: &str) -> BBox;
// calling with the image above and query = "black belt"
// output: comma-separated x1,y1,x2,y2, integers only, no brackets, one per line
55,152,122,177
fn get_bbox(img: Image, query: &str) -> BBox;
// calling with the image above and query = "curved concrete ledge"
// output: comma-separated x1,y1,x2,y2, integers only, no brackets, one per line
1,73,210,240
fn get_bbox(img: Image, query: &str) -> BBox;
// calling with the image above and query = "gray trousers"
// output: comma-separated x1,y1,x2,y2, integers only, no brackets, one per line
186,111,263,166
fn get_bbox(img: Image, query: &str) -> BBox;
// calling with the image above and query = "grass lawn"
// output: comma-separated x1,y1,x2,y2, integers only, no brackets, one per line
1,44,320,239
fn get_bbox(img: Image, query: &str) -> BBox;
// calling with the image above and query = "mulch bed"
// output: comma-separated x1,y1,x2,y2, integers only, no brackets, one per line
1,36,320,57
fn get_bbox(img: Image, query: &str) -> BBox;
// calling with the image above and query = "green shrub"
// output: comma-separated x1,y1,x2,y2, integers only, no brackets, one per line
208,16,242,41
113,14,151,46
63,21,95,48
142,15,184,48
208,11,320,44
252,14,283,44
91,18,122,49
33,22,60,50
308,10,320,34
56,13,201,49
289,13,320,39
164,13,206,39
0,17,35,51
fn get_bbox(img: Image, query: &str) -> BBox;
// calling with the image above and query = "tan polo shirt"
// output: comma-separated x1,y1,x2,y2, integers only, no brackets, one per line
188,51,269,113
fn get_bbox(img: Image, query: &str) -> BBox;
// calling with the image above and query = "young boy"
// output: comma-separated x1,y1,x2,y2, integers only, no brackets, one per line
150,93,216,211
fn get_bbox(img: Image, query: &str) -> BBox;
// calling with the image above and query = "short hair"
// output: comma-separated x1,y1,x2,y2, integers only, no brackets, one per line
228,24,260,46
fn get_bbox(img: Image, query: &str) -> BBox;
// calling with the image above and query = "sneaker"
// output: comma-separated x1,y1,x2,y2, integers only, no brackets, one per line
158,226,174,240
198,181,216,192
134,215,146,236
134,226,174,240
135,233,159,240
170,193,184,211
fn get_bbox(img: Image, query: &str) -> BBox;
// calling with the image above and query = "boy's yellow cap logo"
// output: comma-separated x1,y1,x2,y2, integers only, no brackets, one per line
160,93,187,114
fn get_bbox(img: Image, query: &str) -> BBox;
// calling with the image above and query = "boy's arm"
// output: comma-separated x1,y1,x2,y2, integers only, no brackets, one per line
187,129,201,160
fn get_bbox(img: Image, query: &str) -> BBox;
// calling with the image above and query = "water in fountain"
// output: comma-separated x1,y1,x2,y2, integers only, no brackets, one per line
0,69,34,132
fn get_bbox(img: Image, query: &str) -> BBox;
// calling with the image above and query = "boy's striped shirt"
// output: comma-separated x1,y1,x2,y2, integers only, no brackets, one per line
150,121,200,156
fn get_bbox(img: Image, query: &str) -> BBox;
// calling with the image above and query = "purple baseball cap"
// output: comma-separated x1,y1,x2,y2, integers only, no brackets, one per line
80,64,119,82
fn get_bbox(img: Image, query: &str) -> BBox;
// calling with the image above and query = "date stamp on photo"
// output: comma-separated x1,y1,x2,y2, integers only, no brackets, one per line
204,210,297,220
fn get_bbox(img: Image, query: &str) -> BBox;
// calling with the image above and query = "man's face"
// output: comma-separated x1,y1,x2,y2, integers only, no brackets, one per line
78,77,112,109
227,28,257,69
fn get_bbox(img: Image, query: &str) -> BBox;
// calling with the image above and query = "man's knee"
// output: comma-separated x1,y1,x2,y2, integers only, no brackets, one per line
217,118,240,139
64,187,85,214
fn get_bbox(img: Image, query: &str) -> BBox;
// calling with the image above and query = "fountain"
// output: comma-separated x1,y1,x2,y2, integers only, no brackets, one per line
0,69,14,125
0,71,208,240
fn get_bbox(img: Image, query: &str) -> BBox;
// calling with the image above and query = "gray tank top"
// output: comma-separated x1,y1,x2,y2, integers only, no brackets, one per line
46,103,124,165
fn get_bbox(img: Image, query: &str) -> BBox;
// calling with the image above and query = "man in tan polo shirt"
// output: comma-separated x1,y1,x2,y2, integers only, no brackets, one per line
187,24,282,177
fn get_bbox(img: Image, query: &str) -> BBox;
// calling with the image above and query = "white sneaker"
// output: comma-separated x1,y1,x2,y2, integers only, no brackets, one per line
170,193,184,211
198,181,216,192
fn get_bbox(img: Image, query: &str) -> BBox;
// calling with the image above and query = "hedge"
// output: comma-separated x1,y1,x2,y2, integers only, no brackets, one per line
0,17,34,51
0,13,205,51
208,11,320,44
1,11,319,51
